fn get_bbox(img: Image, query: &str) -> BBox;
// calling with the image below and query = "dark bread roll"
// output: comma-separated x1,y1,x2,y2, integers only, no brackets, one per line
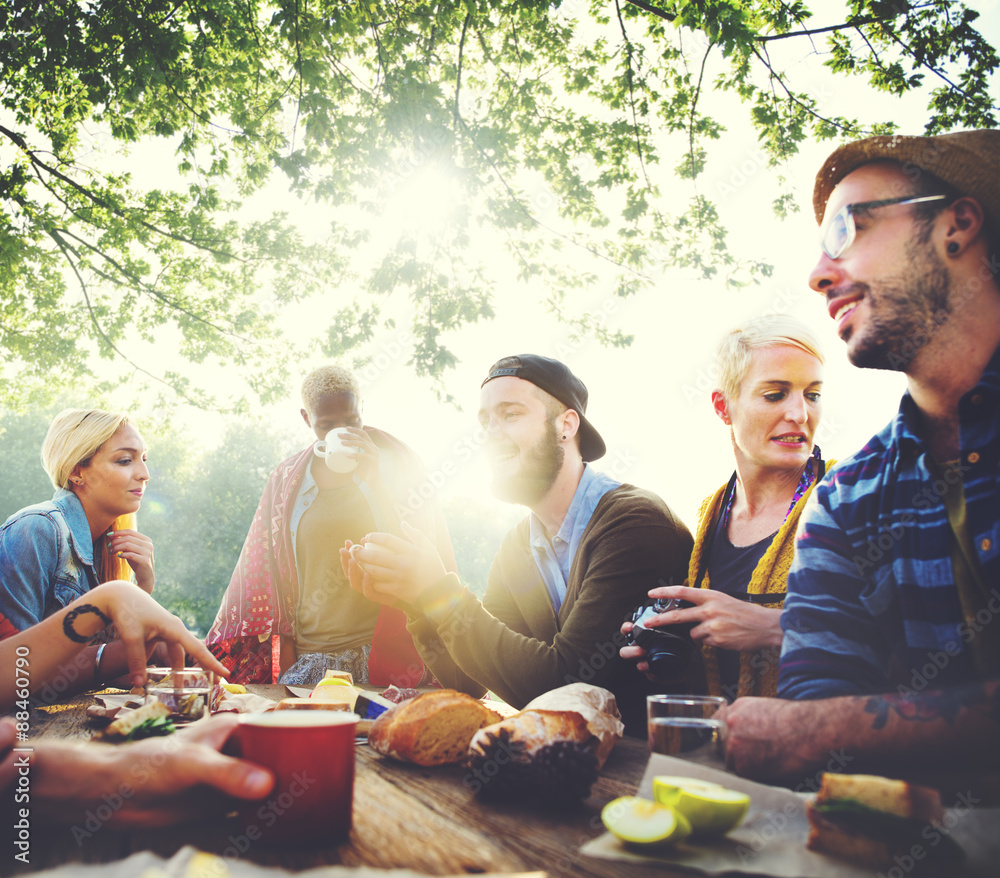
466,684,624,801
467,709,599,801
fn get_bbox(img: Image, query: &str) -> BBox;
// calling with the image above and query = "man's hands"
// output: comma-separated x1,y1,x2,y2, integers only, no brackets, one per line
620,585,783,675
1,715,274,827
108,528,155,593
340,521,447,606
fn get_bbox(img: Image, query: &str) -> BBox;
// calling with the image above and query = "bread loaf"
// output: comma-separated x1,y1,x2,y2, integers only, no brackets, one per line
466,683,624,801
368,689,502,766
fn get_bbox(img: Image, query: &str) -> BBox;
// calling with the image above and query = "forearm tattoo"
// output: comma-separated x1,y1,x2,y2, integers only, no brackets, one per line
863,682,1000,730
62,603,113,643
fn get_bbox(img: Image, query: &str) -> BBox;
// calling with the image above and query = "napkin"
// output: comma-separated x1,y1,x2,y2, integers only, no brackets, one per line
580,752,1000,877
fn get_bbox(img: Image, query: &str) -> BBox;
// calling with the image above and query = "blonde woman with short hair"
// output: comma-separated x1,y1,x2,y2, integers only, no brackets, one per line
0,408,157,691
622,315,834,700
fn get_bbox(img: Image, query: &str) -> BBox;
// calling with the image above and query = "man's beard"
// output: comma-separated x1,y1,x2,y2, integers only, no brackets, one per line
845,239,952,373
490,419,564,507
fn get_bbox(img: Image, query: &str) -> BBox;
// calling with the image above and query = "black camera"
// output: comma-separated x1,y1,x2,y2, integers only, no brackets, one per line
626,598,696,679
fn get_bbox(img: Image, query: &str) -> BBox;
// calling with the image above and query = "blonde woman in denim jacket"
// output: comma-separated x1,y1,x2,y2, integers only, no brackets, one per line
0,409,157,694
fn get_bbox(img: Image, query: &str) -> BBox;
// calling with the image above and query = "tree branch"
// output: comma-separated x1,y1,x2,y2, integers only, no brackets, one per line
757,17,882,42
44,227,202,403
55,227,254,344
454,12,471,126
0,124,243,262
622,0,676,23
614,0,650,187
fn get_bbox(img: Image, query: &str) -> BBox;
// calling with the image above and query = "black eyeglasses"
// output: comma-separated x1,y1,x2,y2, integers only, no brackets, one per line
820,194,948,259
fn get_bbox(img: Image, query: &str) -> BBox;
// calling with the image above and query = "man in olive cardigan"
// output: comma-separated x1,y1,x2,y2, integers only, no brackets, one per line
343,354,693,735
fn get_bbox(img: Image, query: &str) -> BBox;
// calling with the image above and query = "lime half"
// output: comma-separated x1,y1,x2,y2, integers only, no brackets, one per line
601,796,692,848
653,777,750,836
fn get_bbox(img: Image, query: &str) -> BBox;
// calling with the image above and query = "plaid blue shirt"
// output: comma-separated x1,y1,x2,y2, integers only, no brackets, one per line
778,344,1000,700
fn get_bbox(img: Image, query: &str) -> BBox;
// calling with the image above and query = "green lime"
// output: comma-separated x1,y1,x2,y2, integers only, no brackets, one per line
653,777,750,836
601,796,692,849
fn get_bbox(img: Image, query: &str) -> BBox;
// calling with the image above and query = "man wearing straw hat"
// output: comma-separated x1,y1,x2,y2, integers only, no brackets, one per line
720,130,1000,781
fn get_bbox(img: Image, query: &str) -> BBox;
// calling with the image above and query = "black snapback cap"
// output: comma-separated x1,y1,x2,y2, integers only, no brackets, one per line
481,354,607,462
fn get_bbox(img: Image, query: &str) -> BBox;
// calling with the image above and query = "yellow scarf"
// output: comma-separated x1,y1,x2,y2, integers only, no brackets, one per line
691,462,834,700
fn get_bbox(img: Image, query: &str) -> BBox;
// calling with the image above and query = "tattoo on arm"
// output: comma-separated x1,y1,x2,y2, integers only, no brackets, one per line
863,682,1000,730
62,604,113,644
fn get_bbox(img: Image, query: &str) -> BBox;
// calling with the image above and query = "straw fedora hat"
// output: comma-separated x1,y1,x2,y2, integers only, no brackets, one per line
812,129,1000,233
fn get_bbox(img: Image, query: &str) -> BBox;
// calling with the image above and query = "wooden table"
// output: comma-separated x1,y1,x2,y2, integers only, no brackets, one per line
17,685,702,877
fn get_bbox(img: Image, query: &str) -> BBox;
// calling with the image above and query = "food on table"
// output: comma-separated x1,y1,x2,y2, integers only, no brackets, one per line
220,682,247,695
652,776,750,836
124,714,176,741
276,697,351,711
102,700,173,740
468,710,600,801
466,683,624,800
806,772,964,866
315,677,352,688
309,682,357,704
602,796,692,849
321,669,354,685
380,684,420,703
368,689,503,766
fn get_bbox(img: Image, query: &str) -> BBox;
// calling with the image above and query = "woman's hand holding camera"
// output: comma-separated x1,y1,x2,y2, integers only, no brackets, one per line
639,585,783,652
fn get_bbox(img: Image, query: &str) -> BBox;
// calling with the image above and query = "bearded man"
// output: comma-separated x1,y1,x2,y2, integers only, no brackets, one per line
342,354,693,734
719,129,1000,784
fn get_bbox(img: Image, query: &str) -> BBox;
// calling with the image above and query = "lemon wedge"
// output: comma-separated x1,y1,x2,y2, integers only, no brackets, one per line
653,777,750,836
601,796,692,849
221,683,247,695
315,677,351,687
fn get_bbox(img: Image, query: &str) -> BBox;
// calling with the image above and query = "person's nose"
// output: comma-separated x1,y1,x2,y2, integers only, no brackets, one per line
136,460,150,482
808,250,845,297
481,414,503,436
785,395,808,426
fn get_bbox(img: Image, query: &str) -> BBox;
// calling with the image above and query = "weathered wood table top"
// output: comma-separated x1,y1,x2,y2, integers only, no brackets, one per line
16,684,700,877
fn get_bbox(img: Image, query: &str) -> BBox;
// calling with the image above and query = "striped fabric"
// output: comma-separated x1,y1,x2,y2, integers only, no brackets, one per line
779,346,1000,699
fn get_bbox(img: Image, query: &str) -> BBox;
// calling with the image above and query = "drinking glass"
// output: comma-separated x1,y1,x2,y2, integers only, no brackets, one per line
146,669,213,722
647,694,726,757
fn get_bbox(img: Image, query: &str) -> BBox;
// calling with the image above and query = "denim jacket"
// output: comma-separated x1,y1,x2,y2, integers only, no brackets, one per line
0,489,100,634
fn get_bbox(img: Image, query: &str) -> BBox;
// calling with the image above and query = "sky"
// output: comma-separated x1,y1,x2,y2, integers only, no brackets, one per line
90,0,999,532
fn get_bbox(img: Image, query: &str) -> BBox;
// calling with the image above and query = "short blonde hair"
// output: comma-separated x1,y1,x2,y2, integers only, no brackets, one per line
41,409,132,490
300,364,362,415
716,315,825,401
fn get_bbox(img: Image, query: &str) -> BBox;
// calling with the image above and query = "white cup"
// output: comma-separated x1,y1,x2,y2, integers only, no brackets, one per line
313,430,359,473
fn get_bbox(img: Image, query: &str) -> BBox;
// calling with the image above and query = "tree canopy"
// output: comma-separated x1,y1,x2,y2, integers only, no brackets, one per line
1,0,996,410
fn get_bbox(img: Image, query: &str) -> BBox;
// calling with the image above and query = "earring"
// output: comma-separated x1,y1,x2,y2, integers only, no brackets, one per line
561,435,567,440
947,241,960,255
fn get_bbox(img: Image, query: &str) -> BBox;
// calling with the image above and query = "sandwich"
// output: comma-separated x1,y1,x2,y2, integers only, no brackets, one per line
806,773,963,866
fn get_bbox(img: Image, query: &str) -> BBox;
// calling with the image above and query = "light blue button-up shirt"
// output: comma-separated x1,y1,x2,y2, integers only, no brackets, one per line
528,464,621,612
287,461,387,575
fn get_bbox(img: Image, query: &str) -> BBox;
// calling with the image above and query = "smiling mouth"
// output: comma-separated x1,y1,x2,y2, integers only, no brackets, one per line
772,434,807,445
489,445,518,465
835,300,858,321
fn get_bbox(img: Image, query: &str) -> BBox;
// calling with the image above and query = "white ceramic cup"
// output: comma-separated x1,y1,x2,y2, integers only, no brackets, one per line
313,430,359,473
